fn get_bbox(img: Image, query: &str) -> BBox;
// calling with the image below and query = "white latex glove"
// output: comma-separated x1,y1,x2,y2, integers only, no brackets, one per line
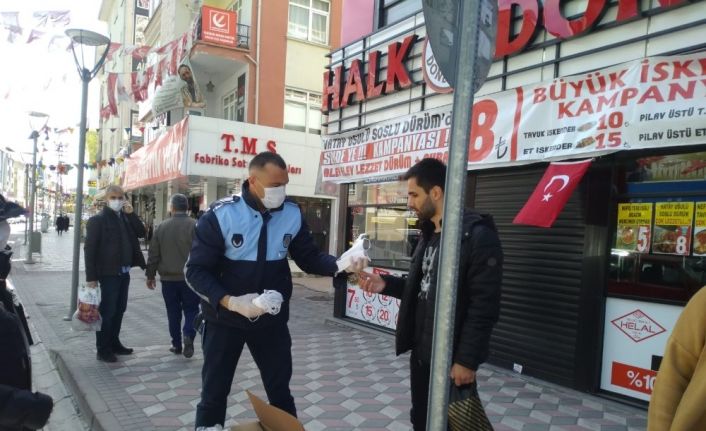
226,293,265,319
336,234,371,274
337,256,369,274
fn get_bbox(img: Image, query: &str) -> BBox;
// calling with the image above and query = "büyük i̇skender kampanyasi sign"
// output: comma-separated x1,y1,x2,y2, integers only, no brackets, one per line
322,0,701,111
320,53,706,183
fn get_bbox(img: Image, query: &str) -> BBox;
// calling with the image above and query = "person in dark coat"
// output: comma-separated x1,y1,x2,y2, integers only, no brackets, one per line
0,195,53,431
84,185,146,363
359,159,503,430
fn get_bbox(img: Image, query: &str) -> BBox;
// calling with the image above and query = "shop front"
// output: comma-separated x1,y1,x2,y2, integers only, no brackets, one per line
322,1,706,403
123,115,337,254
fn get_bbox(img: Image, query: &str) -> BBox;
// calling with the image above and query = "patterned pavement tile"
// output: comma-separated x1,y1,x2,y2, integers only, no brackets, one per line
9,228,648,430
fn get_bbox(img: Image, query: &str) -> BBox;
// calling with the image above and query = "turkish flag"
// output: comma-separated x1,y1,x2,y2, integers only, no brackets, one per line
513,159,592,228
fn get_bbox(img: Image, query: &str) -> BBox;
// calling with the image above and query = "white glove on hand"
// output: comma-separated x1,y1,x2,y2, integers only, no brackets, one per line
336,234,371,274
227,294,265,319
337,256,369,274
252,290,284,315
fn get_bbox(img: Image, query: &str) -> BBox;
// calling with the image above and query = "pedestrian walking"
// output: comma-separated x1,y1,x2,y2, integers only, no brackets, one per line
185,151,366,429
358,158,503,430
84,185,146,363
647,285,706,431
55,214,62,235
146,194,199,358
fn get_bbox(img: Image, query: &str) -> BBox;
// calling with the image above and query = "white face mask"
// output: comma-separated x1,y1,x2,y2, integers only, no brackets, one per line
107,199,124,212
261,186,286,209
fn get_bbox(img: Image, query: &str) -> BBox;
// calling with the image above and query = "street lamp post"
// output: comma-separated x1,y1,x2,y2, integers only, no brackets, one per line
65,25,111,320
26,112,49,264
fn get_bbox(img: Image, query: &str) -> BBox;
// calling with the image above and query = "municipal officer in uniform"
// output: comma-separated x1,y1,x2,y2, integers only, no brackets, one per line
186,152,365,429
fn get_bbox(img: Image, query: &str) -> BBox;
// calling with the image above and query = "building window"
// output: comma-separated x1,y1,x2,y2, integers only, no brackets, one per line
378,0,421,29
284,88,322,134
223,91,236,121
288,0,330,45
236,73,246,122
228,0,243,16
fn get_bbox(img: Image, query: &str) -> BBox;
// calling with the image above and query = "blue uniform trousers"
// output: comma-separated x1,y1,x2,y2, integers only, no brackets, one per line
194,320,295,428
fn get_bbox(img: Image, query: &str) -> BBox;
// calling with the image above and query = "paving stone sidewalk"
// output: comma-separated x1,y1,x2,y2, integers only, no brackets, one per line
8,227,648,430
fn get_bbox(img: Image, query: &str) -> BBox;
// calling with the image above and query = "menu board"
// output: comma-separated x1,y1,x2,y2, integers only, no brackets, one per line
615,203,653,252
693,203,706,256
652,202,694,256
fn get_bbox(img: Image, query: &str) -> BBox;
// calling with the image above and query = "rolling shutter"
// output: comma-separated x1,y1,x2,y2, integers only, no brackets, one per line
472,167,586,388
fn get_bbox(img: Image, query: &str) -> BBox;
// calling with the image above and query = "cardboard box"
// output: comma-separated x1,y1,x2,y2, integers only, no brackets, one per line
230,391,305,431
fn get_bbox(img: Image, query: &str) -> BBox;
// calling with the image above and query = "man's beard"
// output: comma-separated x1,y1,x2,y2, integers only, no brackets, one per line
415,197,436,221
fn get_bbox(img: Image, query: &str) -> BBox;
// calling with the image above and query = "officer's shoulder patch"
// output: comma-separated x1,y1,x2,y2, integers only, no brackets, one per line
210,195,241,211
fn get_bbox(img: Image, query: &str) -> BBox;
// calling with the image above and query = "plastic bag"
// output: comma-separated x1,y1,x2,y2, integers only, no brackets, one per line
71,285,102,332
448,382,494,431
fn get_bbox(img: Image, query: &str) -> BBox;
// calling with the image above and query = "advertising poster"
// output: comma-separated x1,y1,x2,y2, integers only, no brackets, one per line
652,202,694,256
345,267,403,330
601,297,683,401
693,202,706,256
321,52,706,183
615,203,653,252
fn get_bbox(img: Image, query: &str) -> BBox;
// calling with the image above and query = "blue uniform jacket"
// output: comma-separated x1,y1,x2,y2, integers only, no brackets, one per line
185,181,338,328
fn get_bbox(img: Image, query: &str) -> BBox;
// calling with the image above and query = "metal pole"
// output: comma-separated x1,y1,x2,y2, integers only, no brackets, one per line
67,73,89,320
26,133,39,263
24,164,29,245
426,0,482,429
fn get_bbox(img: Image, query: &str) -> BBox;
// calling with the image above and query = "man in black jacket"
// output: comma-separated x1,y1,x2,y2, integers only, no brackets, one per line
0,195,53,431
359,158,503,430
85,185,146,363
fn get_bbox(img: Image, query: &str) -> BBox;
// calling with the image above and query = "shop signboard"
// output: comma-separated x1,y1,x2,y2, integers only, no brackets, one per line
600,297,682,401
123,117,189,190
321,52,706,183
615,203,653,252
200,6,237,48
123,116,323,198
345,267,403,330
693,202,706,256
652,202,694,256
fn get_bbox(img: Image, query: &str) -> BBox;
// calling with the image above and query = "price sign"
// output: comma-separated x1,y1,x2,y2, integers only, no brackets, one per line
344,267,403,330
693,202,706,256
652,202,694,256
615,203,652,252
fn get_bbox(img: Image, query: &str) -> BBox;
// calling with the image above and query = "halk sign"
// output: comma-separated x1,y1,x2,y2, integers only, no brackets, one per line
201,6,237,48
325,0,701,106
321,52,706,182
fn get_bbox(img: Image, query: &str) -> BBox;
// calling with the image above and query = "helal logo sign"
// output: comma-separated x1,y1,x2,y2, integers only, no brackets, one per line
201,6,237,47
611,309,666,343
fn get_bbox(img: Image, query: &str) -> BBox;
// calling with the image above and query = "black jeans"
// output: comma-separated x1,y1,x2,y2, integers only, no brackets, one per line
161,280,200,347
95,273,130,355
195,321,295,428
410,350,431,431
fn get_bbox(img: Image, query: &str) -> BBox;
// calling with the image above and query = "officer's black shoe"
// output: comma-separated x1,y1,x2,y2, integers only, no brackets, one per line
97,352,118,363
113,345,134,355
169,346,182,354
183,336,194,359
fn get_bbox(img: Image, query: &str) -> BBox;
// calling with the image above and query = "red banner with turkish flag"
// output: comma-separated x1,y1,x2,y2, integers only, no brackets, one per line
513,159,592,228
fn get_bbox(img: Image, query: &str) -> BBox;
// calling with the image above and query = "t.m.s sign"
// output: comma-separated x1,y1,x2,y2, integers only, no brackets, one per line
323,0,700,111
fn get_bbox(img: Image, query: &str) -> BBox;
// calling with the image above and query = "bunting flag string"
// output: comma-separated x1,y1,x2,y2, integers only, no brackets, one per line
2,10,201,122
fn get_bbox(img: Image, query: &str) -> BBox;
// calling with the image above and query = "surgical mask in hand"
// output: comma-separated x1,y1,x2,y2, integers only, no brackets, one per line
107,199,124,212
261,186,286,209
